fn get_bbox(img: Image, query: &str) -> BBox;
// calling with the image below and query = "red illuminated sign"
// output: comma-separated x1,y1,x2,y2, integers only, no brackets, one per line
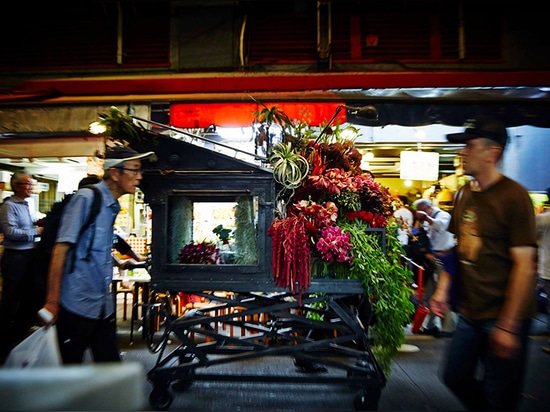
170,102,346,128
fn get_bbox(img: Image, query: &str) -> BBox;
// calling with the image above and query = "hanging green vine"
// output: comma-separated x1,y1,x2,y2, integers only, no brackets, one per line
338,219,415,375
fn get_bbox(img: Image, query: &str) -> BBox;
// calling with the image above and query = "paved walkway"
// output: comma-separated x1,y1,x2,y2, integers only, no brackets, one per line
116,308,550,412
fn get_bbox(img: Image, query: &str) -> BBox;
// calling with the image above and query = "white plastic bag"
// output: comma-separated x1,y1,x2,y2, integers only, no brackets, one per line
3,326,62,368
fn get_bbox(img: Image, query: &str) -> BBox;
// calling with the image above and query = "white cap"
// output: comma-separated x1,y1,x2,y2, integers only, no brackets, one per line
103,146,154,170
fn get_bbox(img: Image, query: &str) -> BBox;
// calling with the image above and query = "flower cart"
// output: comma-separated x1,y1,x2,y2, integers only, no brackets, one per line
106,108,413,411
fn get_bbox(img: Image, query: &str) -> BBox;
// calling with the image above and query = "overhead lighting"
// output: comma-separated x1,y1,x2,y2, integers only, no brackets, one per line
340,126,359,140
89,121,106,135
400,151,439,182
414,129,426,139
363,150,374,161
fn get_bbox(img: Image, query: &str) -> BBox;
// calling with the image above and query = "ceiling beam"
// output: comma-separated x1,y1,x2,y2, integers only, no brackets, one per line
5,71,550,107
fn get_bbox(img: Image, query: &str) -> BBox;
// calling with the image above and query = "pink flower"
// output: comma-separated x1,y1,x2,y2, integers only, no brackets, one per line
315,226,353,263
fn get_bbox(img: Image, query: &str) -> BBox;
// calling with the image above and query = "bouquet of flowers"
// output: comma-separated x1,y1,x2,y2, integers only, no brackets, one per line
315,225,352,263
265,112,414,373
177,241,221,264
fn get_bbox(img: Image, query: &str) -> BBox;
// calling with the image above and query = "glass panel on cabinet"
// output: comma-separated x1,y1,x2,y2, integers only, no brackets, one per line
167,195,258,266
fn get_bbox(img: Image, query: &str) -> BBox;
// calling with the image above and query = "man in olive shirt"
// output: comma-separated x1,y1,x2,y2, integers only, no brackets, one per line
430,115,537,411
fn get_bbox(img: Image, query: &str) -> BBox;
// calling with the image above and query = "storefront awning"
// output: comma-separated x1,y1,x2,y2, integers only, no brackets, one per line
0,133,104,159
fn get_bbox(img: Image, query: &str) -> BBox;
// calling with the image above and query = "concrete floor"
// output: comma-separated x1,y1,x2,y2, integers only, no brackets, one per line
115,295,550,412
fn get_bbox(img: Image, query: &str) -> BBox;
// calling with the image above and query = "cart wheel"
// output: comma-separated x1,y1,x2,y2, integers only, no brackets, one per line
354,388,379,411
149,386,173,411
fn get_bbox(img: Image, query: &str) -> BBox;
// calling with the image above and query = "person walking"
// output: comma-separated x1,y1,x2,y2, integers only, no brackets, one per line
394,195,414,246
430,115,538,411
0,171,43,361
39,146,154,364
537,187,550,354
413,198,456,337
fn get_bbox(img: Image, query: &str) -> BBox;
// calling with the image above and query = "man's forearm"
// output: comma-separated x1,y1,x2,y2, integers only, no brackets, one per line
44,243,71,317
497,246,537,332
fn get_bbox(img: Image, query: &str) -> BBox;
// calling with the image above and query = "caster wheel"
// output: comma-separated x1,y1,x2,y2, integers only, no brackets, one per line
149,386,173,411
354,389,379,411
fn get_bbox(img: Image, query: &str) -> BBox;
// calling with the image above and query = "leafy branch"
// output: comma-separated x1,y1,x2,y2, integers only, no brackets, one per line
338,219,415,375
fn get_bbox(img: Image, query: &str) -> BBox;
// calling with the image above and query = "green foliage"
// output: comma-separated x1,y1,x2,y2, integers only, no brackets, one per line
253,100,292,129
338,219,415,375
212,224,232,244
98,106,140,142
97,106,157,150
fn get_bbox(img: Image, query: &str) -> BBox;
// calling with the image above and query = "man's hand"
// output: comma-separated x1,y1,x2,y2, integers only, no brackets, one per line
429,270,452,317
490,327,520,359
429,289,449,318
38,303,59,327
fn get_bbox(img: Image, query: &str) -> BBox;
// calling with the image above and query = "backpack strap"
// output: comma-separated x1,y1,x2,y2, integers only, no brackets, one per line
81,186,102,261
67,186,102,271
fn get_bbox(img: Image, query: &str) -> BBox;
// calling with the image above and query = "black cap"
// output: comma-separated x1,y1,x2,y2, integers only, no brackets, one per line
446,115,509,148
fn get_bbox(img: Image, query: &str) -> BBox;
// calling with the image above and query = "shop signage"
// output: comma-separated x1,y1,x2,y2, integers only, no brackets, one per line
170,102,346,128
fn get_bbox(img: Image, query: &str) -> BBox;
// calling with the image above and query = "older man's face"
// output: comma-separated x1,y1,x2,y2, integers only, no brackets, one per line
116,160,144,195
12,175,35,199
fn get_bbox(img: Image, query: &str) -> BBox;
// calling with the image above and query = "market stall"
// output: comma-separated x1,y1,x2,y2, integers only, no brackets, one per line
101,108,414,411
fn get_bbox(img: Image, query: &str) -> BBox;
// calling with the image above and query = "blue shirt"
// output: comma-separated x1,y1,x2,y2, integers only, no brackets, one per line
57,181,120,320
0,196,40,250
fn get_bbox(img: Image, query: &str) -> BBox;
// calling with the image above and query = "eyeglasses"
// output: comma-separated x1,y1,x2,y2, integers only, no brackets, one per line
16,182,34,186
118,167,144,175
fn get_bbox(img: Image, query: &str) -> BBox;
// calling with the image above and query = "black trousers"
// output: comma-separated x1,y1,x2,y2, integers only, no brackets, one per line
0,248,42,354
56,306,121,364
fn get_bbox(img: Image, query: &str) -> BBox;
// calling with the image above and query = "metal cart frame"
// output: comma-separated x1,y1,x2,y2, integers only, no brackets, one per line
144,287,386,411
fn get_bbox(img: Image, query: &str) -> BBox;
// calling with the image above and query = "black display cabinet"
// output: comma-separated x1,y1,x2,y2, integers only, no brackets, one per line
133,133,385,411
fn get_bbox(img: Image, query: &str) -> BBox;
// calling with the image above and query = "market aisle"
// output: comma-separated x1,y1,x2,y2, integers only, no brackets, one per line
115,296,550,412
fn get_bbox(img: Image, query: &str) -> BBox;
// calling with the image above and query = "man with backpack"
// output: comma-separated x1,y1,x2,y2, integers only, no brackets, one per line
40,146,154,364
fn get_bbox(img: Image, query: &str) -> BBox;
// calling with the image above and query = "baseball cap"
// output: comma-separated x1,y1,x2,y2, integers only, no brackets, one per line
446,115,509,148
103,146,155,170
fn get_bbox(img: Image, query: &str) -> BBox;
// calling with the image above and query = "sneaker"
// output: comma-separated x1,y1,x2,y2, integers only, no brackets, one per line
433,330,453,338
542,346,550,355
418,327,439,336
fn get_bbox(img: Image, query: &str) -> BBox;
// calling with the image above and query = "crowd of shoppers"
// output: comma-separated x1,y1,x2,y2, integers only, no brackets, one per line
1,116,546,412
